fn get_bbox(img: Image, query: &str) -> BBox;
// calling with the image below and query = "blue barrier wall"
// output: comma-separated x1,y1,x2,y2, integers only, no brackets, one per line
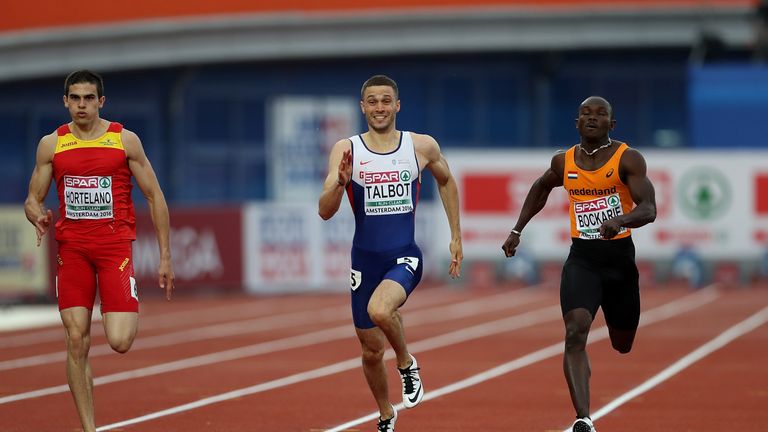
689,64,768,149
0,49,702,204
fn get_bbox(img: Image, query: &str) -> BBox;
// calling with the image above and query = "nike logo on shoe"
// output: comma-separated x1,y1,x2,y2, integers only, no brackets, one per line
407,385,422,404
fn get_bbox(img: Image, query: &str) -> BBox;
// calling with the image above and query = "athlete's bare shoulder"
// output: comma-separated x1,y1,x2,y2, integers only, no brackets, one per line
552,148,567,167
331,137,353,152
619,146,648,178
409,131,438,146
37,132,57,160
120,127,140,144
409,132,440,161
40,130,57,146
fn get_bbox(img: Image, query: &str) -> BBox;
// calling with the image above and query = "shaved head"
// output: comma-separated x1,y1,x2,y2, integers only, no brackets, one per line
580,96,613,119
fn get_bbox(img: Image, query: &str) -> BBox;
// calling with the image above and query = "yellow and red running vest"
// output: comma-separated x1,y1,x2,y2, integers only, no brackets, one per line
52,122,135,242
563,142,634,240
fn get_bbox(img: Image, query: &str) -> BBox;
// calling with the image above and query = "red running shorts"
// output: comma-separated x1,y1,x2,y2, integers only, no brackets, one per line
56,240,139,313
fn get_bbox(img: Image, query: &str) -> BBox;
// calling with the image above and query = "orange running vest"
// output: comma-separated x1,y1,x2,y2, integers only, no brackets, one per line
563,142,634,240
52,122,136,242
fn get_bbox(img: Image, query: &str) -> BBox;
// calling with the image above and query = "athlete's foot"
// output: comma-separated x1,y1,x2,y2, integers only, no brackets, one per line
377,406,397,432
571,417,596,432
398,353,424,408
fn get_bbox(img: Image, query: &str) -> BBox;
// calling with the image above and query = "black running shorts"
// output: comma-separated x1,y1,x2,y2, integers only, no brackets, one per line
560,236,640,330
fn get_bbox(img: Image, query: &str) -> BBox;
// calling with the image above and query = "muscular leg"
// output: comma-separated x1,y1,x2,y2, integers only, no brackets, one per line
61,307,95,432
563,308,594,419
356,326,395,419
367,279,410,369
102,312,138,353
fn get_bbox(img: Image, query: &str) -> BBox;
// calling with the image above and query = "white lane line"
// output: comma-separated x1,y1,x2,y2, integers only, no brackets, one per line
0,283,512,368
1,288,544,405
0,296,330,348
324,286,721,432
0,284,488,348
561,304,768,432
94,303,564,431
0,304,348,371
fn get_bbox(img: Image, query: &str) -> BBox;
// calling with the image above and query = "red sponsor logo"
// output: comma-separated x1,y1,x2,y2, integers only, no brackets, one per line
64,177,98,188
364,171,399,184
574,198,608,213
461,172,568,216
755,174,768,215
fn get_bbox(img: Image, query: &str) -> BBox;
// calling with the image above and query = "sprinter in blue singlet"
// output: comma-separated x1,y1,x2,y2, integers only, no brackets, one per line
319,75,463,432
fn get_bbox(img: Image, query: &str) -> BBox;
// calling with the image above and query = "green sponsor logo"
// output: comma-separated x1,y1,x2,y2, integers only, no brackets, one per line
607,195,620,207
400,170,411,182
678,167,730,220
99,177,111,188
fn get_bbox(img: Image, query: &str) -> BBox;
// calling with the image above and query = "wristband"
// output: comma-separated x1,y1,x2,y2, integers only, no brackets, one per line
510,229,522,236
337,178,346,187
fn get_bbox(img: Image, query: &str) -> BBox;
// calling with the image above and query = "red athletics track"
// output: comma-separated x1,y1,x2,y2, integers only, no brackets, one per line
0,281,766,431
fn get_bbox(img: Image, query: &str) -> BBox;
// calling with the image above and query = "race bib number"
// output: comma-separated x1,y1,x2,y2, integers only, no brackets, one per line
363,170,414,216
63,175,114,219
350,269,362,291
574,194,626,240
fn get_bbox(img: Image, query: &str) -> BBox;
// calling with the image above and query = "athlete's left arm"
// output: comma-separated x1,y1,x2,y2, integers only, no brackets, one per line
600,148,657,239
415,133,462,278
124,130,175,300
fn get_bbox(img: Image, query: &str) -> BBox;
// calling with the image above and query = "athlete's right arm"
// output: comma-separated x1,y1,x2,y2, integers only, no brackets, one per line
318,139,352,220
502,151,564,257
24,135,55,247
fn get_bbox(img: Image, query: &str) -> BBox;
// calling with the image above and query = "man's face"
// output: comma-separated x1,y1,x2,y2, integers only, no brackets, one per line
575,100,615,139
63,82,104,125
360,85,400,132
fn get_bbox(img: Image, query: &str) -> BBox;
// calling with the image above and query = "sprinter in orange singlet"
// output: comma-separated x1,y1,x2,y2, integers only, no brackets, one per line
501,96,656,432
24,70,174,432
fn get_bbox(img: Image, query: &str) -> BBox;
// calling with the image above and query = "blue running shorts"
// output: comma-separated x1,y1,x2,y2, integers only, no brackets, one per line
350,243,423,329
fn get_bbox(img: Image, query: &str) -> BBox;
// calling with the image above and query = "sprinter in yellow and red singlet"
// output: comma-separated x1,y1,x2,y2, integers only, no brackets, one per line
24,70,174,432
502,96,657,432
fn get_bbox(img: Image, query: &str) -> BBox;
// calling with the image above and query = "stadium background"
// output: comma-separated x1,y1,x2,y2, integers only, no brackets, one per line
1,0,766,298
2,2,768,432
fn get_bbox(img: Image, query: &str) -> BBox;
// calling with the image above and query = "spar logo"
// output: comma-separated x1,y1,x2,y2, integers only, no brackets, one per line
678,167,730,220
64,176,111,188
364,171,400,184
574,195,619,213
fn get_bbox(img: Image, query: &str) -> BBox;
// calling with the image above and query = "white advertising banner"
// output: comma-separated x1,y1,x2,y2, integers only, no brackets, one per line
445,149,768,261
243,202,440,293
269,96,359,202
0,206,48,295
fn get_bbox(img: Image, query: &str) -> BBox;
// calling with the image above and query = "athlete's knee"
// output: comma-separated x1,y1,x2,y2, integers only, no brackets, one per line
65,331,90,358
564,328,588,352
360,344,385,364
610,335,635,354
107,335,135,354
563,314,591,352
367,304,395,327
613,342,632,354
110,338,133,354
608,326,636,354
